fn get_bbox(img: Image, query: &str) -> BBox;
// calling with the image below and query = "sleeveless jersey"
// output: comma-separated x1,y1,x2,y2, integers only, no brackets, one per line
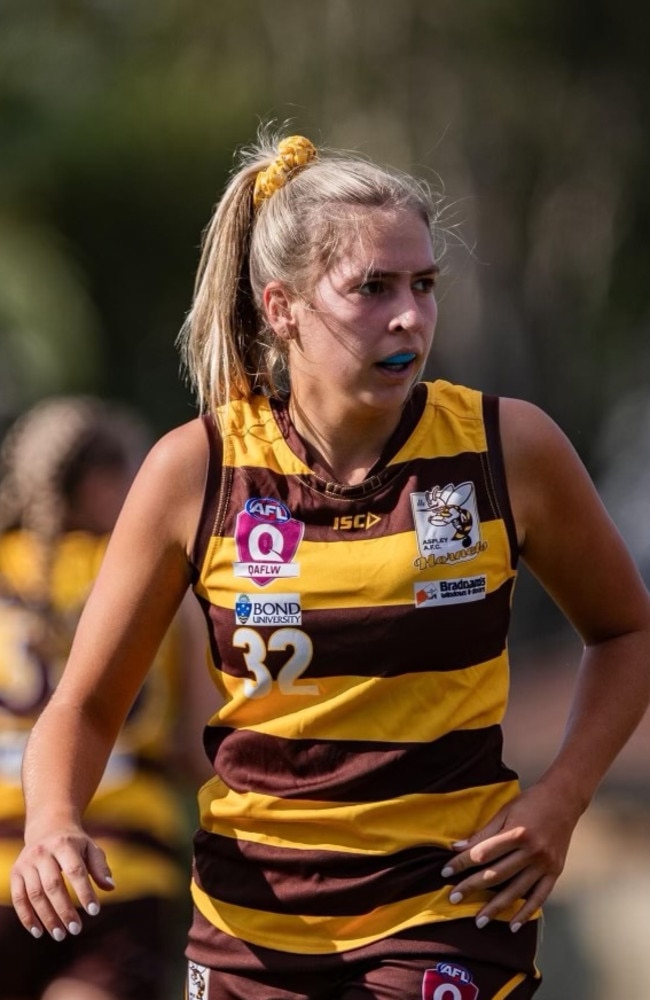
0,530,187,904
188,379,524,957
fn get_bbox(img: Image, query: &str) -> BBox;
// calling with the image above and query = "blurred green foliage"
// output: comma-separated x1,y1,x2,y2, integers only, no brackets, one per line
1,0,649,446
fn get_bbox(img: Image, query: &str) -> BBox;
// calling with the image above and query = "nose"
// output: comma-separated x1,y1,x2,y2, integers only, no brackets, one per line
389,305,421,332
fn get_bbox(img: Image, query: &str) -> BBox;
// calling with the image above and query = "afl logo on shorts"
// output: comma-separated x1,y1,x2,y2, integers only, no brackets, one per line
423,963,479,1000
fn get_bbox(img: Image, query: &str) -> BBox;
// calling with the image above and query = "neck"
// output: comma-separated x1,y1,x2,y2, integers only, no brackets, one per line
288,395,401,485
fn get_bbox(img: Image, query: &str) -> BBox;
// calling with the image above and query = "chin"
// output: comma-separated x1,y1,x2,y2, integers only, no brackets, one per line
358,382,415,415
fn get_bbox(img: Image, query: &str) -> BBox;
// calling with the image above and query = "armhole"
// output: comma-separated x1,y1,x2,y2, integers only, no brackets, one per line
189,414,225,583
482,393,519,569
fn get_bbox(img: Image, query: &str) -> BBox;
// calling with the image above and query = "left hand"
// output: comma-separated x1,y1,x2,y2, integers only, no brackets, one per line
441,780,582,932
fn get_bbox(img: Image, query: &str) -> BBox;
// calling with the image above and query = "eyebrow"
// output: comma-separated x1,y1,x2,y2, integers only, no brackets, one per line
362,263,441,279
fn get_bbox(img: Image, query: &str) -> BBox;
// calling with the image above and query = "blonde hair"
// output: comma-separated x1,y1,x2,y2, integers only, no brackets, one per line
0,397,149,668
177,127,444,413
0,396,148,541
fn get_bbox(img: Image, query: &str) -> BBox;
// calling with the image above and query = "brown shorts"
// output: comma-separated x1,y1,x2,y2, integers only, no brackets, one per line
0,896,177,1000
185,911,541,1000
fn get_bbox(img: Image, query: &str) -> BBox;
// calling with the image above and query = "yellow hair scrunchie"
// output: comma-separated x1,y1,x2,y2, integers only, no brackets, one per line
253,135,318,209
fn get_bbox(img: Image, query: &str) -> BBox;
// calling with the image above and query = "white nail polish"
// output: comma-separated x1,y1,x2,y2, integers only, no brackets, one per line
511,922,522,934
476,915,490,929
449,891,463,904
30,926,43,939
87,902,100,916
441,866,454,878
52,927,65,942
68,921,82,935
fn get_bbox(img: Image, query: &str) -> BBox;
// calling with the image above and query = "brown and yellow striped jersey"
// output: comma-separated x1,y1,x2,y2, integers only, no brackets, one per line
189,379,524,956
0,530,187,904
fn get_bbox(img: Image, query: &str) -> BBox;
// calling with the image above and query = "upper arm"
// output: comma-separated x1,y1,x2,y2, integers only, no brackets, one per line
499,397,650,644
51,418,209,739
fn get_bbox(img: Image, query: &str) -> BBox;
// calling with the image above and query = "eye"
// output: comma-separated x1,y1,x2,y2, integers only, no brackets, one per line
413,275,437,294
357,278,385,296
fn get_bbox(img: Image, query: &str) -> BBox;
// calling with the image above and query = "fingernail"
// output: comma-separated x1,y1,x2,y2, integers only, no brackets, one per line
68,921,82,935
441,866,454,878
30,926,43,939
449,891,463,904
452,840,469,848
511,922,522,934
86,901,100,916
52,927,65,942
476,915,490,929
105,876,115,886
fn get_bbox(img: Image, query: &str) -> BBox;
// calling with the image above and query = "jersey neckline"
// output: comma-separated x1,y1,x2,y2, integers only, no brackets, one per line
269,382,428,497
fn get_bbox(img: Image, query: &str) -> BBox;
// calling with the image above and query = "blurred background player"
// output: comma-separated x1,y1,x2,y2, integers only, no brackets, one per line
0,396,210,1000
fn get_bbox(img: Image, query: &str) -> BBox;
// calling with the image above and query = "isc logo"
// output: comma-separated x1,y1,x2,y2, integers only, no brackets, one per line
245,497,291,522
333,513,381,530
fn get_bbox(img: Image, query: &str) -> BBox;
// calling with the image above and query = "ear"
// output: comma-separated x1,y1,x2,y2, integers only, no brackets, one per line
263,282,297,341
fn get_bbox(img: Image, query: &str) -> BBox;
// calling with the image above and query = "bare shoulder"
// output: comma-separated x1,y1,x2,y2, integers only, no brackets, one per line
498,395,650,639
498,396,575,468
118,416,210,558
497,396,591,545
142,417,209,494
53,417,213,709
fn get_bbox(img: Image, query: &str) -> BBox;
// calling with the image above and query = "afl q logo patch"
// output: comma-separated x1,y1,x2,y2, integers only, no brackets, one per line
233,497,304,588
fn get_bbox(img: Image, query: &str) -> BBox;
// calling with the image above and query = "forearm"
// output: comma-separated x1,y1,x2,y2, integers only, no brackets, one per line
22,697,115,842
536,627,650,811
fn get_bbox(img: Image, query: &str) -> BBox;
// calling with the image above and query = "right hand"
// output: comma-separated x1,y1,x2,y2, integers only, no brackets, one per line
10,827,114,940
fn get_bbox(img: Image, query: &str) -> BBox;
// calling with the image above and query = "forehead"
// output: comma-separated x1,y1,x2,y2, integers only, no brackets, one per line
330,206,435,274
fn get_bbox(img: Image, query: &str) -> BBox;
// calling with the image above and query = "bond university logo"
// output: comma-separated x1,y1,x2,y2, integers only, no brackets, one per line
422,962,479,1000
234,497,304,588
411,482,487,570
235,593,302,626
